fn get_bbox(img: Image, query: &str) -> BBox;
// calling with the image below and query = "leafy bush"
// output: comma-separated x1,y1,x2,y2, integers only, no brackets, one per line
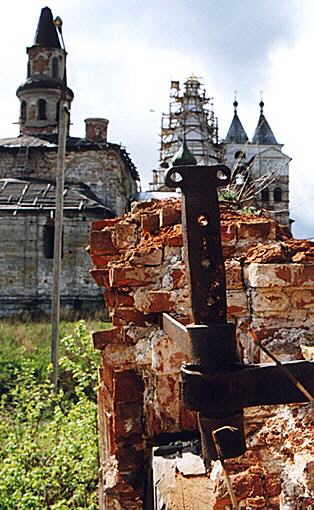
0,321,100,509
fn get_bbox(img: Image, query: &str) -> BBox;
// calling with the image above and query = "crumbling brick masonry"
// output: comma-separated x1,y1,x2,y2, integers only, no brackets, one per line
89,199,314,509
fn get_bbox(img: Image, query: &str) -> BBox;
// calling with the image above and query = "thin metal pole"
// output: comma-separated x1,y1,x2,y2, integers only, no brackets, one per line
258,342,314,404
212,428,239,510
51,99,68,389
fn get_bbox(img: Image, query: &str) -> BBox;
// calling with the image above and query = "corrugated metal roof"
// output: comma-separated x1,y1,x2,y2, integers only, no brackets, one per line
0,177,115,217
0,135,57,148
0,134,140,182
133,191,180,202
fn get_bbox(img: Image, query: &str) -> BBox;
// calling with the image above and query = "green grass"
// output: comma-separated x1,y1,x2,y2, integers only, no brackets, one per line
0,319,111,359
0,319,111,396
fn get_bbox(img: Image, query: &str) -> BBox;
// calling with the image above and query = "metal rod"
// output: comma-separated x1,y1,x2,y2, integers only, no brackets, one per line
212,429,239,510
258,342,314,403
51,99,68,389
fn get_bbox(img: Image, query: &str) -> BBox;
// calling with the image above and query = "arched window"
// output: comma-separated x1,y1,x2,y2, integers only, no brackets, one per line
234,150,246,160
261,187,269,202
27,61,31,78
52,57,59,79
56,101,60,123
274,187,282,202
21,101,27,123
38,99,47,120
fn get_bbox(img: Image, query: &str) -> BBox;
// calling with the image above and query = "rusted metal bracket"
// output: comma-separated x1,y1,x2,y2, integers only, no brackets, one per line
164,156,314,464
165,163,230,324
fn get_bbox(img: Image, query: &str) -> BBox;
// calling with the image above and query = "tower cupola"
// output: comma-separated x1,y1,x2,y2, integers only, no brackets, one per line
16,6,74,136
225,99,248,144
252,100,278,145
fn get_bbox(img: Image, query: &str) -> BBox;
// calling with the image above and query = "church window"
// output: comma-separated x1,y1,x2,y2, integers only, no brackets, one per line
274,187,282,202
261,188,269,201
43,222,63,259
27,61,31,77
52,57,59,79
234,151,246,160
21,101,27,123
56,101,60,123
38,99,47,120
43,223,55,259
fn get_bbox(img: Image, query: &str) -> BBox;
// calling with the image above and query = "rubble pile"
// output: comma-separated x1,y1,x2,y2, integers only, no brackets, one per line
89,199,314,509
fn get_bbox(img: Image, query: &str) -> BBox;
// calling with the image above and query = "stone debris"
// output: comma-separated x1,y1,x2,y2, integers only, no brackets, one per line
89,199,314,509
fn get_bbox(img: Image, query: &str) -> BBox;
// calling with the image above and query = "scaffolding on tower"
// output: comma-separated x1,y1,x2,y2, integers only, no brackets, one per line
149,76,221,191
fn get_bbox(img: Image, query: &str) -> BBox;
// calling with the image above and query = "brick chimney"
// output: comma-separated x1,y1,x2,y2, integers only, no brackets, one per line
85,118,109,143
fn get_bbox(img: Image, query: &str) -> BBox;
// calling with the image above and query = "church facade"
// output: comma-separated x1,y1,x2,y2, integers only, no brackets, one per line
150,77,291,227
0,7,139,317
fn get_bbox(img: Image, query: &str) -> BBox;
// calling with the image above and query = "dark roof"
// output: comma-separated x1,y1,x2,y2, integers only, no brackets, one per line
252,102,278,145
0,134,140,182
225,112,248,144
16,79,73,98
0,177,115,217
34,7,61,48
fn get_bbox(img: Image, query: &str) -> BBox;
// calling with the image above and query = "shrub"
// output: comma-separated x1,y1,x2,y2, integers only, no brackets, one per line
0,321,100,510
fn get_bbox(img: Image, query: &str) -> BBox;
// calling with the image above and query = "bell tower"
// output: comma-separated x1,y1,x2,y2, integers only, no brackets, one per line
16,6,74,136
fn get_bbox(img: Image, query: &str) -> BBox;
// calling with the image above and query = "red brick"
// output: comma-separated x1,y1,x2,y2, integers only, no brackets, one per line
91,218,121,231
99,382,114,411
116,444,144,471
112,308,147,326
237,220,276,241
113,222,138,250
114,402,143,438
136,290,175,314
170,268,186,289
90,229,118,255
116,291,134,307
104,289,116,309
180,408,197,431
114,370,144,403
245,263,293,288
130,247,163,266
141,214,160,232
93,327,122,350
225,259,243,289
100,363,114,393
90,269,110,288
292,289,314,309
221,222,237,246
293,264,314,286
164,231,183,247
90,253,116,268
109,266,158,287
223,245,236,259
251,288,290,312
160,206,181,227
227,290,248,317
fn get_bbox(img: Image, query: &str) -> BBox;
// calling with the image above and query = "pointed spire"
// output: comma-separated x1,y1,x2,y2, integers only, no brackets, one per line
252,100,278,145
34,7,61,48
225,97,249,144
172,141,197,167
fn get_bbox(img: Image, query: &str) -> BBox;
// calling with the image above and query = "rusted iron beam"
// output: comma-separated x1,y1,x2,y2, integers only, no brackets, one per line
165,163,230,324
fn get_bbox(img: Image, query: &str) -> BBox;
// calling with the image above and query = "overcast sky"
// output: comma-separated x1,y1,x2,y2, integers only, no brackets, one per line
0,0,313,238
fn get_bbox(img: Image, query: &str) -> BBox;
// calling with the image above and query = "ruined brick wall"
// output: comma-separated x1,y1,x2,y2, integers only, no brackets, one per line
89,199,314,509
